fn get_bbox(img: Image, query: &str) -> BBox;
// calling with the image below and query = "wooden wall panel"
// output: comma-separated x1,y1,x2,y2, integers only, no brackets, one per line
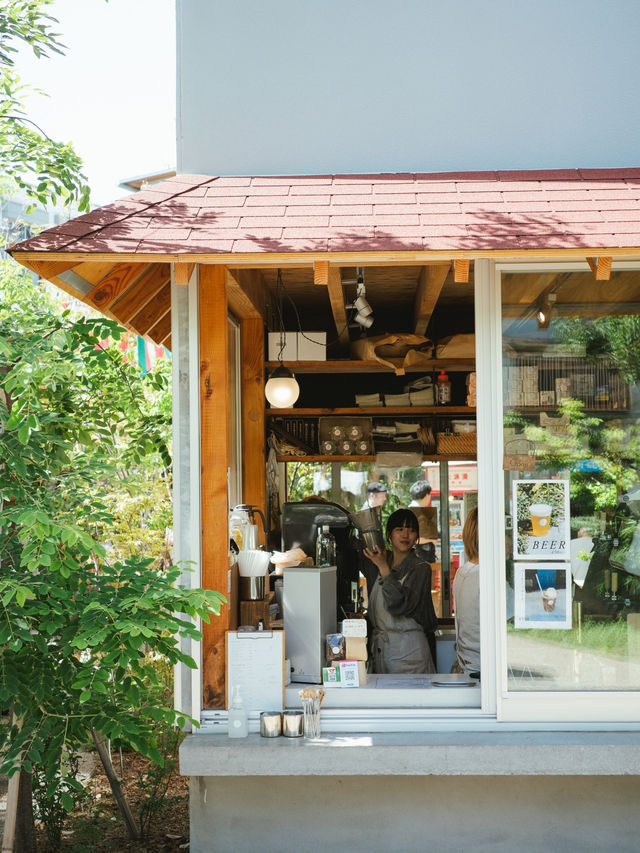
199,264,231,709
241,317,266,527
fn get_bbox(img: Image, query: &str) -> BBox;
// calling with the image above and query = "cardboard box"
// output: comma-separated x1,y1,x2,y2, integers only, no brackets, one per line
268,331,297,361
297,331,326,360
345,636,368,661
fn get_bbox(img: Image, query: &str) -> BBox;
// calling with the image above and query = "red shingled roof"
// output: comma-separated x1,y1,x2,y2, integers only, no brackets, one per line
10,168,640,256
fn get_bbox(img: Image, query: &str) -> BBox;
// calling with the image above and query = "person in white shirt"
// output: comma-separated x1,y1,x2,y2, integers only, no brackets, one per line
360,481,388,511
452,506,480,676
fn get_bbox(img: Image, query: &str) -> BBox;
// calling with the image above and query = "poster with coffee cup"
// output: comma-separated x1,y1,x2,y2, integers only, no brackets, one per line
514,563,572,629
513,479,570,561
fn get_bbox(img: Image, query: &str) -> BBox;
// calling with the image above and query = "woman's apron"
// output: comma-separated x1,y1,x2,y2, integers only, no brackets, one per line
369,576,435,674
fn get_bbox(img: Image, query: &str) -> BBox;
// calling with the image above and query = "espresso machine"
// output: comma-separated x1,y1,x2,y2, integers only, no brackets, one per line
281,501,359,683
281,501,359,618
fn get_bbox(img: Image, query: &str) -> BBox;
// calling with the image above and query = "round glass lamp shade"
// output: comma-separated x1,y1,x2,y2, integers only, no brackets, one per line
265,365,300,408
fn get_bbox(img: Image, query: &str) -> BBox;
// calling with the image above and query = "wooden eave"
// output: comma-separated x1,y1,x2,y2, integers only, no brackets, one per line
12,245,640,350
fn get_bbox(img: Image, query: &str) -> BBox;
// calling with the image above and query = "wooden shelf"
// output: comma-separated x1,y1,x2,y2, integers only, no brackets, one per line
277,454,477,463
265,359,475,374
267,406,475,416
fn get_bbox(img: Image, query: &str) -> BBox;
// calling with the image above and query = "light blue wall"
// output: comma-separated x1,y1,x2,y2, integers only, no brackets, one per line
177,0,640,175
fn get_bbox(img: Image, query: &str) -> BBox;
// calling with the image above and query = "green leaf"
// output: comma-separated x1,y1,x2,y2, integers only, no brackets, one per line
61,791,74,813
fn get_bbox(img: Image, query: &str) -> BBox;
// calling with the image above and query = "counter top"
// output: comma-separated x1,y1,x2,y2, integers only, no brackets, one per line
180,730,640,777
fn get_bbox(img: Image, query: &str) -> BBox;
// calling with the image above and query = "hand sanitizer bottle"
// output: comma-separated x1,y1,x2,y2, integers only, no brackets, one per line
228,685,248,738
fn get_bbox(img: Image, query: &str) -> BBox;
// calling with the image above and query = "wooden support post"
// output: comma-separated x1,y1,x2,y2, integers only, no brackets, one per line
199,265,231,709
241,317,266,521
454,259,470,283
586,256,612,281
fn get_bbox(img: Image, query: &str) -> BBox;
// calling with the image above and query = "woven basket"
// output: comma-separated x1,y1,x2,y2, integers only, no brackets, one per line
436,432,477,455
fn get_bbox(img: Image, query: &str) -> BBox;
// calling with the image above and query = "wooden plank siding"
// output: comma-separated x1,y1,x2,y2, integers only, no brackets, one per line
199,265,232,709
240,317,266,525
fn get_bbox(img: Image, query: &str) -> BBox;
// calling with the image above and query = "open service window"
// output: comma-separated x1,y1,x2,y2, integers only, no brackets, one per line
277,454,482,715
498,263,640,722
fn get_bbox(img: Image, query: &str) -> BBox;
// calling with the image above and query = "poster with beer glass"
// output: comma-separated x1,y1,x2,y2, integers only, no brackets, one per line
514,563,572,629
513,479,570,561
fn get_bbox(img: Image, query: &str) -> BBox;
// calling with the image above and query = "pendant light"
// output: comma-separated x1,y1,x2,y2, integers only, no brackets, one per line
265,270,300,408
265,363,300,407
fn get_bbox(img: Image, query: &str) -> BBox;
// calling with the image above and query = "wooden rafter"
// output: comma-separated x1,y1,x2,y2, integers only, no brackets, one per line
586,256,612,281
327,266,351,350
147,311,171,346
313,260,329,286
174,261,195,286
110,263,171,326
130,282,171,336
87,262,146,311
413,263,450,335
20,259,78,279
454,259,470,283
226,268,264,320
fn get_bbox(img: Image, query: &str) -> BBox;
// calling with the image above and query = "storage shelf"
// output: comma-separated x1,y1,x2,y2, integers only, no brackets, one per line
265,359,475,374
267,406,476,416
277,454,477,463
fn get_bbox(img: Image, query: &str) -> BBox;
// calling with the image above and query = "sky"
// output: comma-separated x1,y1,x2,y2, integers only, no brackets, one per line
17,0,176,207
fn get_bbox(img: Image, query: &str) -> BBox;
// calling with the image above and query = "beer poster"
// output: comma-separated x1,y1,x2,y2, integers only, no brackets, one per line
513,479,570,561
514,563,572,630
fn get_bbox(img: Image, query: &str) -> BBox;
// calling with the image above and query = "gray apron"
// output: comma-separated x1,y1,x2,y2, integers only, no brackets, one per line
369,575,435,674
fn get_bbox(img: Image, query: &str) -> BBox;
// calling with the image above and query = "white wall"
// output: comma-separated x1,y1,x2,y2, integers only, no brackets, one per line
177,0,640,177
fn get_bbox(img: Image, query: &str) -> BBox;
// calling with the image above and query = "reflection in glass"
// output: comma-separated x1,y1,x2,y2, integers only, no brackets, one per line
502,270,640,691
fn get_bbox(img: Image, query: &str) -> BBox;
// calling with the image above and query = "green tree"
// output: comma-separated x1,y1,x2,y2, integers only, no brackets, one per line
0,261,224,842
1,0,90,212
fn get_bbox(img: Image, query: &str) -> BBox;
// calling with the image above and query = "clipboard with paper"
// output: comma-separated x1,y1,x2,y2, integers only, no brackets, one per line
225,631,285,712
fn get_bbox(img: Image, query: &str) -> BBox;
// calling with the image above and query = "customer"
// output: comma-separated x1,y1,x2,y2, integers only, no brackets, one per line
361,508,437,674
452,506,480,676
360,481,388,511
409,480,432,507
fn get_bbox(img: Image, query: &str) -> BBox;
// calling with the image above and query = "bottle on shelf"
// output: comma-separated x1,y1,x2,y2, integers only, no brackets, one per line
437,369,452,405
227,685,249,738
316,524,336,566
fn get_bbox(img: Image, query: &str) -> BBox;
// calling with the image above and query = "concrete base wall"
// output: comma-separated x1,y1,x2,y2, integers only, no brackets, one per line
190,775,640,853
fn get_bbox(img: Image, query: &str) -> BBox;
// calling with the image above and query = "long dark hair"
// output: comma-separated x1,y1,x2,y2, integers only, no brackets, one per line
385,508,419,540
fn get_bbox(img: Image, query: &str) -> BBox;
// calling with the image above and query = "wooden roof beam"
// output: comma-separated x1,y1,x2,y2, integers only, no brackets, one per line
110,263,171,327
174,261,196,286
586,256,612,281
454,259,470,283
313,260,329,286
327,266,351,351
226,268,265,320
130,281,171,336
87,262,148,311
413,263,450,336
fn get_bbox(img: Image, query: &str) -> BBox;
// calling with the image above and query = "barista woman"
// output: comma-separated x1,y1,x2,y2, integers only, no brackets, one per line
361,508,437,674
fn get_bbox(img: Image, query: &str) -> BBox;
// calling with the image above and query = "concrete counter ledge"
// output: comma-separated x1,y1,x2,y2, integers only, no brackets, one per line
180,730,640,777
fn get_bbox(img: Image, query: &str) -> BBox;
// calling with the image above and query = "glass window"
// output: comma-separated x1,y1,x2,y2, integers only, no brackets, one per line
501,269,640,691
